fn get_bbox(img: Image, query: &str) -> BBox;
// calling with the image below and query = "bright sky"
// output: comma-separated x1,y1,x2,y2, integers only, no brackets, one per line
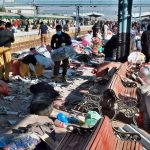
0,0,150,5
0,0,150,16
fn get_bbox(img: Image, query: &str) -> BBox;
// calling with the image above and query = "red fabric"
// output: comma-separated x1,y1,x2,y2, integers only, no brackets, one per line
137,112,144,127
10,60,20,75
0,80,9,96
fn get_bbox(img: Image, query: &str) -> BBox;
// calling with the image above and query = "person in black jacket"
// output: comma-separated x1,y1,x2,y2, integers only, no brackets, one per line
0,20,5,31
141,24,150,63
0,22,15,82
92,21,100,37
51,25,72,82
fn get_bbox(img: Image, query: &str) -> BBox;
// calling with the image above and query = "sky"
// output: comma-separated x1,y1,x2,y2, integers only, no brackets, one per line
0,0,150,17
0,0,149,5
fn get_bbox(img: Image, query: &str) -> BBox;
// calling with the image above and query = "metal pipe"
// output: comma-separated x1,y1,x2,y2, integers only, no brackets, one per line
117,0,133,62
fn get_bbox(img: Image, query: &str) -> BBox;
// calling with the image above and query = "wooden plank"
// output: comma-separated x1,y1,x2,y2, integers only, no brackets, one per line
56,115,143,150
116,140,124,150
61,133,77,150
78,133,91,150
85,118,104,150
130,141,136,150
109,132,117,150
126,141,132,150
56,133,72,150
95,118,114,150
112,137,118,150
90,121,108,150
66,133,82,150
135,142,143,150
123,141,128,150
89,117,110,150
138,144,143,150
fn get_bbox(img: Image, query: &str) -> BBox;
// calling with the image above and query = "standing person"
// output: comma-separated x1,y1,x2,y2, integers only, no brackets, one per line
92,20,100,37
103,21,109,40
0,20,5,31
24,19,30,32
51,25,72,82
0,22,15,82
63,20,69,32
141,24,150,63
131,23,138,51
39,21,49,46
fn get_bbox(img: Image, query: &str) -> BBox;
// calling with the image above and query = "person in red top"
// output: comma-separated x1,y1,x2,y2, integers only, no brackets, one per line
13,19,18,28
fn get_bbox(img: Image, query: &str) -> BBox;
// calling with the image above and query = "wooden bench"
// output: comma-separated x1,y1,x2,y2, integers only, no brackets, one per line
103,62,139,123
56,116,143,150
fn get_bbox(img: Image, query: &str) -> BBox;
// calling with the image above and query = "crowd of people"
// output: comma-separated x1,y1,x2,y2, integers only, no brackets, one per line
0,18,76,33
91,20,150,63
0,17,150,83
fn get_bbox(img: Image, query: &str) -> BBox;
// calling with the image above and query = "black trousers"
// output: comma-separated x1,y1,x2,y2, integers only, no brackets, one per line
53,58,69,77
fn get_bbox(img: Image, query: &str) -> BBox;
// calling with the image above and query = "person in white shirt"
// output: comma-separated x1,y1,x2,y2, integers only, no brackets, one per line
103,21,109,40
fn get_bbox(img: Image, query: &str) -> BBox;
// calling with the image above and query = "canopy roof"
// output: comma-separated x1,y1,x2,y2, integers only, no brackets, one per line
72,12,104,18
87,12,104,17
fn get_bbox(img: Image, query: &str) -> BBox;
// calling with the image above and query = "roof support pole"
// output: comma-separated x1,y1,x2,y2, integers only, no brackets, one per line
117,0,133,62
75,6,80,37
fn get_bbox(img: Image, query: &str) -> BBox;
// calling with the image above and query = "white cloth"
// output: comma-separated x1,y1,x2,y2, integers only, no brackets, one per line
35,54,52,68
36,46,51,58
84,33,92,43
128,51,145,64
36,46,54,68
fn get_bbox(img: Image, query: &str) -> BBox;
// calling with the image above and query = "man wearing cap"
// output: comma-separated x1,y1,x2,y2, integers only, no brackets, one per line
0,22,15,82
51,25,72,82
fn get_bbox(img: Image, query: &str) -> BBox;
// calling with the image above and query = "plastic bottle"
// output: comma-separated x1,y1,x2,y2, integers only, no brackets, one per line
57,113,68,124
68,116,79,124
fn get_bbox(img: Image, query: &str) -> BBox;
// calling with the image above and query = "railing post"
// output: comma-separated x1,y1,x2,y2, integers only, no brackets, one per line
75,5,80,38
117,0,133,62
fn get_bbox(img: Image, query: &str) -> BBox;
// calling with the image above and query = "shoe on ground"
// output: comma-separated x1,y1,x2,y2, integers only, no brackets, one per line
52,76,59,82
61,77,70,85
61,76,67,82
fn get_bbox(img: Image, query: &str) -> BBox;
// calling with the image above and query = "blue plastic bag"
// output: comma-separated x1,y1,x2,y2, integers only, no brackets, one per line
57,113,68,124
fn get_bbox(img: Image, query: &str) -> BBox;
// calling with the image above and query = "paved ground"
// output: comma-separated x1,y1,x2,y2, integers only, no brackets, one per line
0,64,149,148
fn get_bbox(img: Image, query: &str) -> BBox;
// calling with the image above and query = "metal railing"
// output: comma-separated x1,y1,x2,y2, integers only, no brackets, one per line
3,0,150,7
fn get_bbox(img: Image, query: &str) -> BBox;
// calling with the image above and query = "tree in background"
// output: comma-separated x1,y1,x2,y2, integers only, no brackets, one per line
0,7,6,12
